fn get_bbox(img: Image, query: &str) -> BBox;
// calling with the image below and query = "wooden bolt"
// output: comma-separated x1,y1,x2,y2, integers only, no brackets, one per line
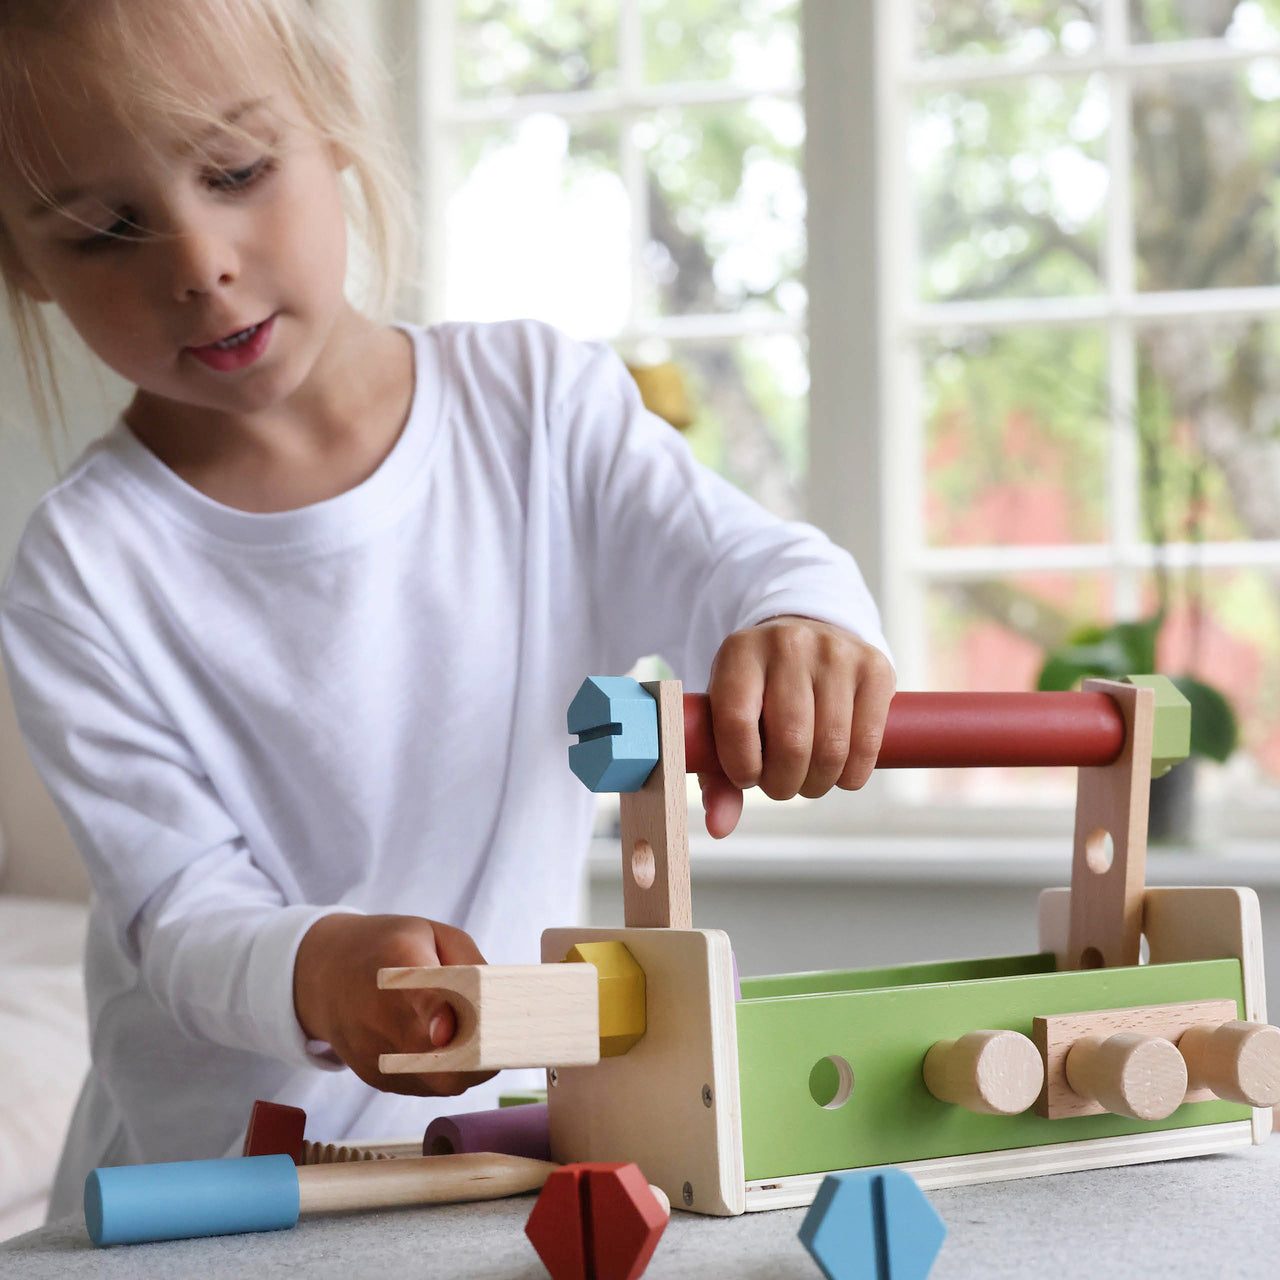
564,941,647,1058
922,1030,1044,1116
1178,1020,1280,1107
1064,1032,1188,1121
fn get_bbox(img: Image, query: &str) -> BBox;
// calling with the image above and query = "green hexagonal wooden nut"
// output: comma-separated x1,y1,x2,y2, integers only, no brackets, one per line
563,941,646,1058
1121,675,1190,778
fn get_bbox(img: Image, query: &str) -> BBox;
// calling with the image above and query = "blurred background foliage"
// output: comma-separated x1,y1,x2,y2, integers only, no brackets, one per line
440,0,1280,794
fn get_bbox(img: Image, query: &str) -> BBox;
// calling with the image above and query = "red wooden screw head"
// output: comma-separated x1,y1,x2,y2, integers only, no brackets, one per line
526,1162,669,1280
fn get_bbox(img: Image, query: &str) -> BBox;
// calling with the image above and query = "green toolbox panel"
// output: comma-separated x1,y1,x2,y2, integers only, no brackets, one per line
740,952,1057,1000
737,956,1249,1181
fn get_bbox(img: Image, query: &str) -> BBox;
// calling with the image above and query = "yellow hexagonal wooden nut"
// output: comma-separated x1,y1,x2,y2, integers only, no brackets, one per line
564,941,647,1057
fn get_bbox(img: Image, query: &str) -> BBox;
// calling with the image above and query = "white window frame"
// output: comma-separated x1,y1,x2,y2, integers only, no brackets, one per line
870,0,1280,838
358,1,1280,841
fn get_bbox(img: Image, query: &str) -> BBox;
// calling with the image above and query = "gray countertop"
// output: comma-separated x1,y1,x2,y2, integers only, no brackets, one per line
5,1139,1279,1279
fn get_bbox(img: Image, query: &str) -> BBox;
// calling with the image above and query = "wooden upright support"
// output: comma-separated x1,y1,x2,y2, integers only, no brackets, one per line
1065,679,1154,970
620,680,692,929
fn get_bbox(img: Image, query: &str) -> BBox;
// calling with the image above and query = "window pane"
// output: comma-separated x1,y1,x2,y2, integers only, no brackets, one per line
445,117,627,333
913,1,1101,61
914,76,1108,301
922,567,1280,803
1168,570,1280,792
924,328,1109,548
1137,318,1280,545
1133,62,1280,291
637,102,803,322
641,0,799,87
638,100,806,320
454,0,620,98
1132,0,1280,45
921,573,1113,803
650,335,807,520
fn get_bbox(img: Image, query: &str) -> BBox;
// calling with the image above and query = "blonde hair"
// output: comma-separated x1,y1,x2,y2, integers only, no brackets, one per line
0,0,414,451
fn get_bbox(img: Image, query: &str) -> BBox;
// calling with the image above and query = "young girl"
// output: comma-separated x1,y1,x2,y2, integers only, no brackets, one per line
0,0,893,1221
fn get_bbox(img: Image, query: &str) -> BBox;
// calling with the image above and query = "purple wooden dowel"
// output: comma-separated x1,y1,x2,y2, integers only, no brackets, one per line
423,1102,551,1163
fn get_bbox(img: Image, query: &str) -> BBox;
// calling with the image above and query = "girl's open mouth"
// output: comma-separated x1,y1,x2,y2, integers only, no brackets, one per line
188,315,276,372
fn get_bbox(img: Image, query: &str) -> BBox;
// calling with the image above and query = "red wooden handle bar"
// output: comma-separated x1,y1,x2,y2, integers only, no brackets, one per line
682,691,1126,775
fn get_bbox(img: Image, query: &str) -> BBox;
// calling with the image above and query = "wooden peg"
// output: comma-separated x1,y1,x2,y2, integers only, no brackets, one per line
1064,1032,1187,1121
1066,679,1154,970
620,679,692,929
922,1030,1044,1116
377,963,599,1074
1178,1020,1280,1108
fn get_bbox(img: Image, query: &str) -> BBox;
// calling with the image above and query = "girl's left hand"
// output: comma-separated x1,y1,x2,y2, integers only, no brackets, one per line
699,616,895,838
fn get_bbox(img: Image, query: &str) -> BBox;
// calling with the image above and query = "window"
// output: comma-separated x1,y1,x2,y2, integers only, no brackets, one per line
407,0,809,522
361,1,1280,835
878,1,1280,829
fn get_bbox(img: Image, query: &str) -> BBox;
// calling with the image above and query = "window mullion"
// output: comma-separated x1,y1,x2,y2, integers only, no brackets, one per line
1103,0,1142,621
618,0,649,333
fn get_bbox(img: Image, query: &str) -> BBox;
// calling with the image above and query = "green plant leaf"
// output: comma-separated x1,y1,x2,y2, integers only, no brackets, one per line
1035,616,1161,690
1171,675,1239,763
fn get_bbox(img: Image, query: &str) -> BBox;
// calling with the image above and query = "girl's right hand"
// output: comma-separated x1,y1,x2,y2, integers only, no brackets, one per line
293,912,497,1097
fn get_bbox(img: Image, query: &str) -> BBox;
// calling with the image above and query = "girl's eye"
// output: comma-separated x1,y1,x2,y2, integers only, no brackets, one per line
207,155,276,193
73,214,145,253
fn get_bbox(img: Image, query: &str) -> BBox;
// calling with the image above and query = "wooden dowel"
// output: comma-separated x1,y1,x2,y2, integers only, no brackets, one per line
1064,1032,1187,1121
296,1153,558,1214
682,690,1126,777
1179,1020,1280,1107
922,1029,1044,1116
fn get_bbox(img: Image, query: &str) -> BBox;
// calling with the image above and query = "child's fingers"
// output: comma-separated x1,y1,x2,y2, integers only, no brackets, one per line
838,653,896,790
758,657,814,801
706,646,766,789
799,664,855,799
374,1062,499,1099
699,773,744,839
430,920,489,968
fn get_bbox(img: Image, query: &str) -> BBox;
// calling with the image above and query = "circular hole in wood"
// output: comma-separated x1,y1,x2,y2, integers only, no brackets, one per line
809,1055,855,1110
1085,828,1114,874
631,839,656,889
1079,946,1105,969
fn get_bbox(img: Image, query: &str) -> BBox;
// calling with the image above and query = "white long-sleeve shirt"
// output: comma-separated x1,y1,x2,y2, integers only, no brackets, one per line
0,319,887,1218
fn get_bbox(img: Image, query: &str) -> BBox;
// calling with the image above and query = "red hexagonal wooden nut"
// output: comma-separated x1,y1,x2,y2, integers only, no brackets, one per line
241,1099,306,1165
525,1162,669,1280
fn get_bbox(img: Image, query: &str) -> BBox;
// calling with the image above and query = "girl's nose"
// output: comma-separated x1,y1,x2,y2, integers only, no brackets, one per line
168,219,239,299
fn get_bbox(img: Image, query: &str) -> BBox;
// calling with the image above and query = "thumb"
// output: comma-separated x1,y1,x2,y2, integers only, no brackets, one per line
699,773,744,839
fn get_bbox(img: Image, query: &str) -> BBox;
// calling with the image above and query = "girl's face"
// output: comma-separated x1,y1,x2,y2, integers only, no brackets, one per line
0,30,351,421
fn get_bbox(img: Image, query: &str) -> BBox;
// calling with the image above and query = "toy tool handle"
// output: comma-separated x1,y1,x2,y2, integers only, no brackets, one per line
296,1152,556,1212
86,1152,559,1246
682,690,1126,777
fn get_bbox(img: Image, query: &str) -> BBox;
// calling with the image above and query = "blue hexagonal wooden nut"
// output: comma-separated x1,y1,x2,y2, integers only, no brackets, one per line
798,1168,946,1280
567,676,660,793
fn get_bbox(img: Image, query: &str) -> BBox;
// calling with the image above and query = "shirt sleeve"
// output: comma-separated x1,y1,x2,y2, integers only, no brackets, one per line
0,596,352,1069
547,331,891,686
